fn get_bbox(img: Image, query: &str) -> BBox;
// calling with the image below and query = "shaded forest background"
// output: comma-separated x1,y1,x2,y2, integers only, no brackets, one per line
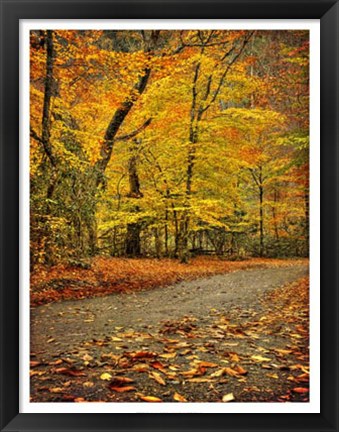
30,29,309,268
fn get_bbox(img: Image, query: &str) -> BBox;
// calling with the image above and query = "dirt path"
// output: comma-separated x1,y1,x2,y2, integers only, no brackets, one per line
30,263,309,403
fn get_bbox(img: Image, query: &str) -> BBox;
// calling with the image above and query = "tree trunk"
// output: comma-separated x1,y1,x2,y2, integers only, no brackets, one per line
178,218,190,263
154,227,162,258
272,189,279,241
126,223,141,257
87,218,98,256
259,184,264,257
95,31,160,187
172,206,179,257
125,140,143,257
164,210,169,256
42,30,56,265
95,69,151,185
41,30,56,168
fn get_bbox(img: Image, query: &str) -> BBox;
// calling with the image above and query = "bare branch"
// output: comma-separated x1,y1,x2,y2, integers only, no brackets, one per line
248,168,261,188
115,118,152,142
201,31,255,114
30,127,43,144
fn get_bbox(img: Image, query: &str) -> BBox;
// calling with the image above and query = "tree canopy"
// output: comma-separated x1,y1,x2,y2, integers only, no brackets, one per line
29,29,309,266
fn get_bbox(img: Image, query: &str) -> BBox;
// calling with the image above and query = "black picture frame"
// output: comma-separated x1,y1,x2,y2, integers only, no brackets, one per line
0,0,338,431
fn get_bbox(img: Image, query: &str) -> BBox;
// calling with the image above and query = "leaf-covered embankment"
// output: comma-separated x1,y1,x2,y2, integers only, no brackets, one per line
30,257,308,306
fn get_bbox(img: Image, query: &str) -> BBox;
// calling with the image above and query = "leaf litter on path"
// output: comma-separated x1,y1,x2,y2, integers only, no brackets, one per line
30,269,309,403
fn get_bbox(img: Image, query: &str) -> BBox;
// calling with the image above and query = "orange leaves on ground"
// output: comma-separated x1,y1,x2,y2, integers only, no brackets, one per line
151,361,167,373
136,394,163,402
251,355,272,363
234,365,248,375
30,257,308,306
109,385,136,393
214,367,239,377
292,387,309,394
54,367,86,377
108,376,136,392
149,372,166,386
222,393,235,402
159,352,177,359
173,392,187,402
127,351,158,360
197,361,218,368
109,376,135,385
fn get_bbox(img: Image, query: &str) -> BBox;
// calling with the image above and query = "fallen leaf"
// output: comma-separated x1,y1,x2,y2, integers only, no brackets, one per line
251,355,272,362
173,392,187,402
150,372,166,386
100,373,112,381
222,393,235,402
187,377,212,383
82,354,93,362
261,364,272,369
137,394,162,402
224,367,239,377
30,370,46,377
159,352,177,359
197,361,218,368
234,365,248,375
118,332,136,338
274,349,292,355
132,363,150,372
61,395,76,401
49,359,63,366
295,373,309,383
55,367,86,377
151,361,167,373
229,353,240,362
109,385,136,393
128,351,157,359
292,387,309,393
49,387,63,393
109,376,134,385
210,368,226,378
290,333,303,339
290,364,309,374
181,368,203,377
168,366,179,372
30,361,41,368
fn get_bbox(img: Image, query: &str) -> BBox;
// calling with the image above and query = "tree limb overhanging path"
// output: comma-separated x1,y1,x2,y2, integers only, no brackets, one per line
30,263,309,403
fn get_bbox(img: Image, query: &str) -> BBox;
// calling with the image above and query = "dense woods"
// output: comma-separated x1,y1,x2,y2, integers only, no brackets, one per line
30,30,309,267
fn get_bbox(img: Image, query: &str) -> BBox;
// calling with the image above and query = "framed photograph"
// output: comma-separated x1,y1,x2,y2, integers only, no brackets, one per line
1,0,338,431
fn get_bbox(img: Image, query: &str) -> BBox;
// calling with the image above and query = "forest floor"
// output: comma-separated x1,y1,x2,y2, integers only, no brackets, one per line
30,259,310,404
